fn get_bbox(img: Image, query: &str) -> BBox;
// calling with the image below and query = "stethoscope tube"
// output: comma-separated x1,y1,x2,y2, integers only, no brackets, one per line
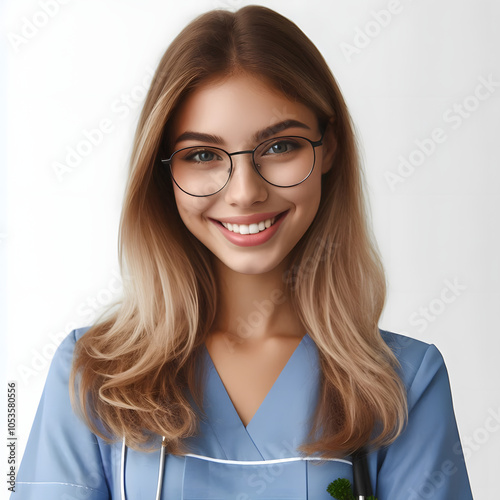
351,448,373,499
121,437,165,500
120,438,126,500
120,437,373,499
155,437,167,500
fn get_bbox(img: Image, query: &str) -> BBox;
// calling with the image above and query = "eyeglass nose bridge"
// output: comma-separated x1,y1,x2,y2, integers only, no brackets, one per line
228,150,254,157
226,148,264,180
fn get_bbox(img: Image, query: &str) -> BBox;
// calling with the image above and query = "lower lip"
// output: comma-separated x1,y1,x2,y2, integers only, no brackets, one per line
211,211,289,247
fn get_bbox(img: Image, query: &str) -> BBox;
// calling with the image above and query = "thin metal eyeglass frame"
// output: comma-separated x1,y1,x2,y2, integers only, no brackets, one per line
160,129,326,197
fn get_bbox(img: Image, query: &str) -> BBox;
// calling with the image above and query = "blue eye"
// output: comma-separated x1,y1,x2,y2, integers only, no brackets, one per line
185,149,223,163
263,140,299,155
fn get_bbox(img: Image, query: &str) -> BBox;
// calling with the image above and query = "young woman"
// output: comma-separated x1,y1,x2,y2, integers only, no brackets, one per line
13,5,473,499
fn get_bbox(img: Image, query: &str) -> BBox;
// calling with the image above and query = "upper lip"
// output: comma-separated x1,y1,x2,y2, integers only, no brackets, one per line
211,211,287,225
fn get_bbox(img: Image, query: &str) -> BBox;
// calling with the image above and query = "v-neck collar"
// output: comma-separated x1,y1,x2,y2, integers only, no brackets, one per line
198,333,321,460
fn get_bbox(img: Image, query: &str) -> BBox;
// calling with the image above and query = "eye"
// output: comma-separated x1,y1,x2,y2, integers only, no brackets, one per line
263,139,299,155
184,149,223,163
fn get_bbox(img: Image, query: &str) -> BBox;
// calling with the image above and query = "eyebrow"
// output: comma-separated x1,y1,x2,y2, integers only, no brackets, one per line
173,119,312,147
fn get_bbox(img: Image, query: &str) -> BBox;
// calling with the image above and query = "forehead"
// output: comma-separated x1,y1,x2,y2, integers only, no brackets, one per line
170,73,319,148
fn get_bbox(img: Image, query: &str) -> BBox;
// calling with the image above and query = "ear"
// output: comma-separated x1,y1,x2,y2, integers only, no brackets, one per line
320,118,337,175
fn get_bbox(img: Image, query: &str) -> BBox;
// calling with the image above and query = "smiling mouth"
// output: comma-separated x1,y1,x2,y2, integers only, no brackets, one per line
217,212,286,235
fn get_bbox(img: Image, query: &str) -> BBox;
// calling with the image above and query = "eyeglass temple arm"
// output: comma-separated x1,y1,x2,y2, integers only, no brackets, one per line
312,126,327,147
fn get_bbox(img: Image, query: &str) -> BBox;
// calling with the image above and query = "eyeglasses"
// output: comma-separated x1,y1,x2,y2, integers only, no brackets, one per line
160,130,325,197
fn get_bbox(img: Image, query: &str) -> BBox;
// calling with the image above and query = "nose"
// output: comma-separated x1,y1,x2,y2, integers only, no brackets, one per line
223,153,268,207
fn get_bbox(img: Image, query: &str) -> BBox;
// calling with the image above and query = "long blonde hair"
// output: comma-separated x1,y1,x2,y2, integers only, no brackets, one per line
70,5,407,458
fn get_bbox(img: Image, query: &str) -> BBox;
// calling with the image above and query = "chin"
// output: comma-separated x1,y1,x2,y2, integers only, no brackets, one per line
218,256,284,276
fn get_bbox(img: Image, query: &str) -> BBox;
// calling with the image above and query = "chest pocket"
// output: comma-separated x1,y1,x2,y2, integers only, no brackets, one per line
182,456,354,500
183,456,307,500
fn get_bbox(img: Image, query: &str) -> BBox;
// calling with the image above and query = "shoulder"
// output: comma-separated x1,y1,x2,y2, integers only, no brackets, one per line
376,330,473,497
15,324,113,497
379,329,450,407
46,325,93,379
56,325,93,353
73,324,93,343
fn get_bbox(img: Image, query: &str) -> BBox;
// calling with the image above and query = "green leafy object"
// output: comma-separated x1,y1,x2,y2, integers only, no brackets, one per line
326,478,355,500
326,478,378,500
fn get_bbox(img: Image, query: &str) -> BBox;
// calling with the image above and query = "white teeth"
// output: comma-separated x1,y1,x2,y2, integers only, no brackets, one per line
220,217,277,234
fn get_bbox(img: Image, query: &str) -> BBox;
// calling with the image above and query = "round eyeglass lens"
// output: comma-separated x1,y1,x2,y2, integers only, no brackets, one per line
170,146,232,196
253,137,314,187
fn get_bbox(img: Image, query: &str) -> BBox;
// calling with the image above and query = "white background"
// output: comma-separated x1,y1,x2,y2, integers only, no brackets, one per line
2,0,499,498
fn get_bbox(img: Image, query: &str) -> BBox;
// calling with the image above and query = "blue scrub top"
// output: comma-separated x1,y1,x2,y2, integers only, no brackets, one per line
12,327,474,499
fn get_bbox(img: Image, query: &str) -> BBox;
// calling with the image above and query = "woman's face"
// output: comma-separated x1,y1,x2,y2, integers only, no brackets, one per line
170,72,333,275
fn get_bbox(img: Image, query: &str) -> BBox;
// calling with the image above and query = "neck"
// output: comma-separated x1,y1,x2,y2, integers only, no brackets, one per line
211,257,305,347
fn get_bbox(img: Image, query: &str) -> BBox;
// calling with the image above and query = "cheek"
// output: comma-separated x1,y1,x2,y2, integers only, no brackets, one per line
293,175,323,211
173,188,213,230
